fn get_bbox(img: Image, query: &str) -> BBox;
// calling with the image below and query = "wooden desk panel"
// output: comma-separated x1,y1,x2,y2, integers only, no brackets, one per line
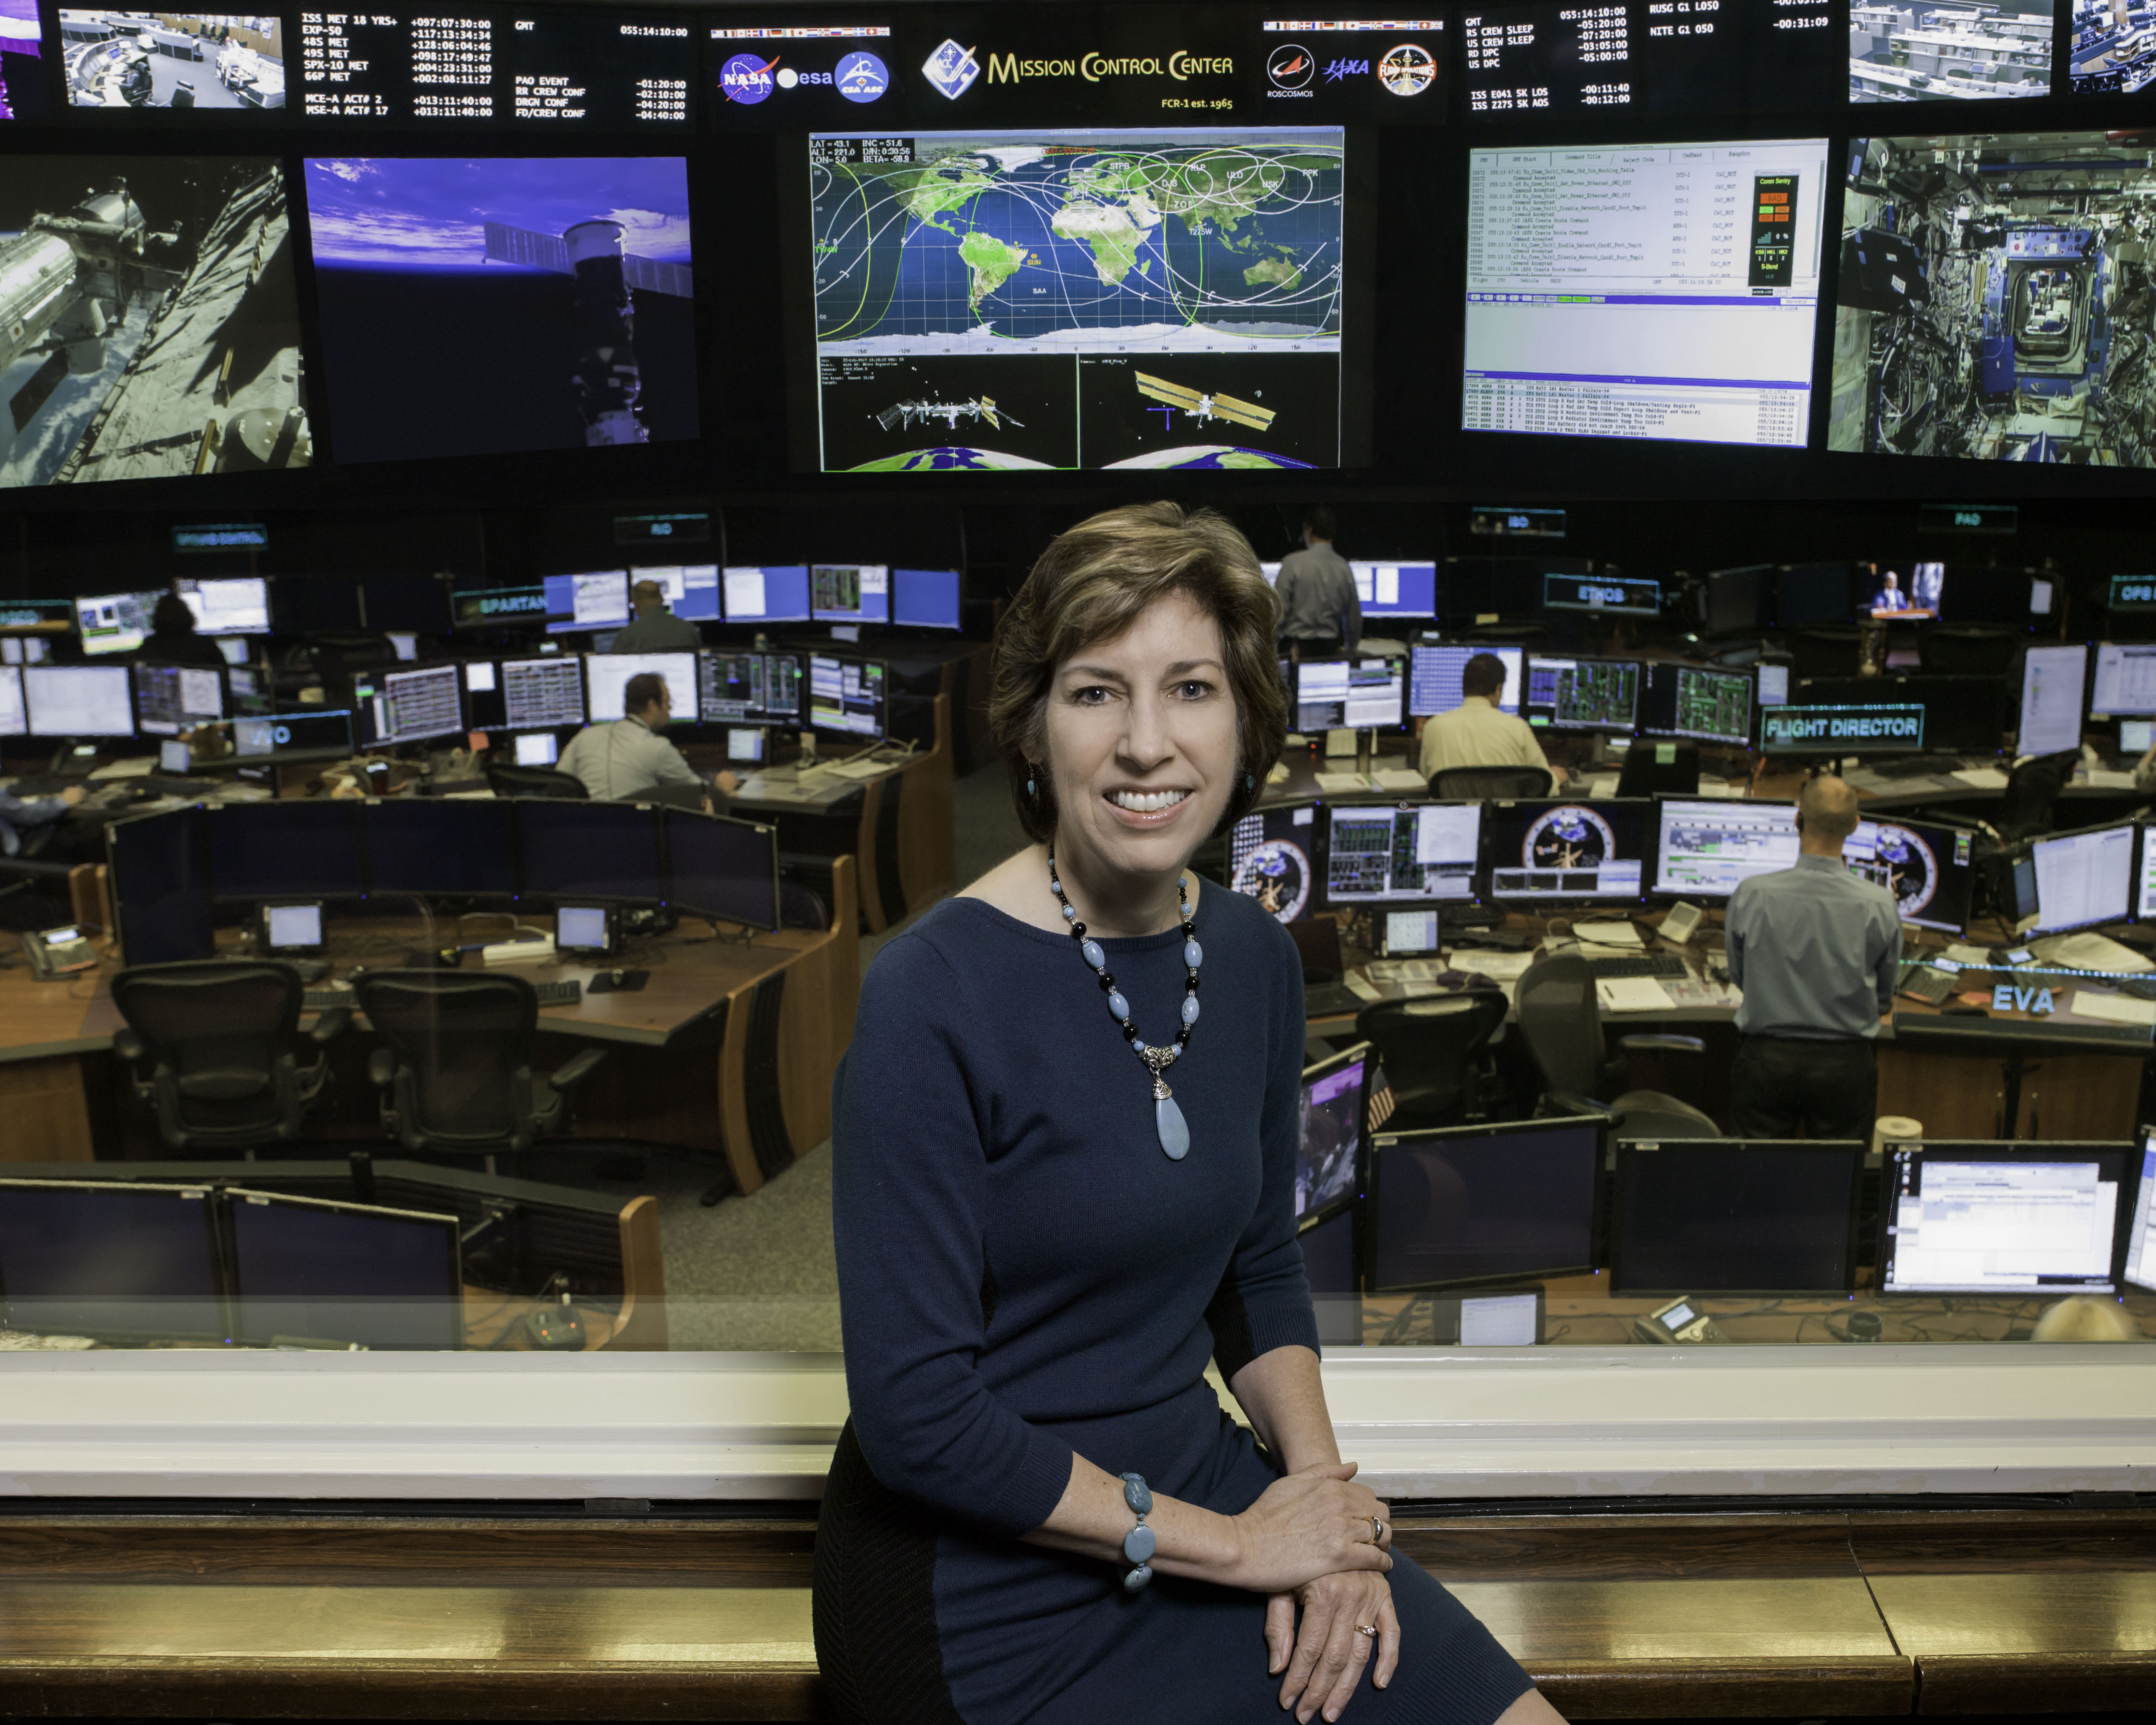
1867,1572,2156,1714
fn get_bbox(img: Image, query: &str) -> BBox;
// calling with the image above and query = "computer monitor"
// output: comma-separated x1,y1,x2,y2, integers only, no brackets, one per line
362,798,518,898
498,656,587,731
586,652,696,724
0,665,23,739
1845,816,1976,936
1756,663,1790,707
2092,643,2156,718
1878,1142,2130,1297
810,564,890,625
892,568,963,630
1486,799,1649,905
1323,803,1482,906
1612,1140,1864,1294
2019,643,2089,757
206,802,366,901
1229,803,1323,923
1776,563,1853,629
1379,907,1444,957
215,635,252,667
226,1188,463,1350
1407,644,1522,718
109,806,214,965
1859,561,1942,621
1640,663,1753,747
2124,1125,2156,1293
1352,561,1438,619
0,1180,223,1342
175,577,271,636
1444,556,1562,619
73,590,164,657
1951,563,2041,626
700,651,804,725
807,655,885,739
360,575,451,634
1543,573,1659,618
1295,658,1406,733
1706,565,1771,635
544,570,632,635
1368,1118,1604,1294
723,565,812,625
233,709,355,758
1522,655,1641,734
1908,674,2009,757
516,800,665,902
1295,1046,1369,1220
512,733,559,767
1653,798,1799,898
1297,1204,1361,1346
24,665,134,737
387,632,419,662
1759,701,1925,756
664,808,779,931
359,663,465,747
628,564,721,622
132,664,226,736
2026,821,2135,936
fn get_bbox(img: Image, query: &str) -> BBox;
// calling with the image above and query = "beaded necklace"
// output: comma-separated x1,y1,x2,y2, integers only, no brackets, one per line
1047,851,1202,1161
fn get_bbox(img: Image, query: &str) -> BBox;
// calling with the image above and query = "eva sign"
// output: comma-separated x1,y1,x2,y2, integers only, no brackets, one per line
1993,984,2056,1015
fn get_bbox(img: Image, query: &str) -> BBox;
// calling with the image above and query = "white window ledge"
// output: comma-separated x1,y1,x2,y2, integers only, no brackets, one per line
2,1346,2150,1501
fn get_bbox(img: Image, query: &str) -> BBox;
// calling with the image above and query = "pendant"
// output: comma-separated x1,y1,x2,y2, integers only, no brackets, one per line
1154,1079,1190,1161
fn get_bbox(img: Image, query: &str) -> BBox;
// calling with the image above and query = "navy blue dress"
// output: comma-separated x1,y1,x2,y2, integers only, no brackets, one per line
817,885,1533,1725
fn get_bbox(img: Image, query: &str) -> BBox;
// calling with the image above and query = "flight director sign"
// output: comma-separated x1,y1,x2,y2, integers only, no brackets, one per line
1760,704,1926,754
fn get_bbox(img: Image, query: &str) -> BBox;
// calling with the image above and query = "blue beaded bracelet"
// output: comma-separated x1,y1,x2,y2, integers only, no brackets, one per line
1119,1472,1155,1592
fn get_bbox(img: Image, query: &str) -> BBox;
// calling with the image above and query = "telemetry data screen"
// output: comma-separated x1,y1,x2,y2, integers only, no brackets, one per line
1325,804,1482,904
1409,644,1523,716
2030,824,2134,935
1524,654,1639,731
1882,1151,2121,1295
1654,798,1798,896
2126,1134,2156,1293
1351,561,1439,618
2092,643,2156,717
1463,138,1827,449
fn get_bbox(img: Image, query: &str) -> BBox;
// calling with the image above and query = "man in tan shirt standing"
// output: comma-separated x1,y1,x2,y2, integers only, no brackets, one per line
1418,651,1566,788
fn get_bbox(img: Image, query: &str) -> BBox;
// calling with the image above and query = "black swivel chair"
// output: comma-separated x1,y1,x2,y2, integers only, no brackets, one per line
1997,750,2079,845
111,960,347,1152
1513,950,1719,1139
1918,624,2021,678
1787,626,1864,681
1432,765,1553,800
483,760,589,800
1354,992,1509,1133
353,969,607,1166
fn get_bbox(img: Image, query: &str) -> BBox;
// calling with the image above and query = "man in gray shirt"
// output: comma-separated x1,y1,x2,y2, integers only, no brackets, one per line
1274,505,1361,657
558,672,735,810
608,579,701,653
1725,775,1902,1140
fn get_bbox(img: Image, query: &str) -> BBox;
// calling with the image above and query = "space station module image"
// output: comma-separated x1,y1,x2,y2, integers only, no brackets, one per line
1849,0,2052,101
1828,134,2156,467
2071,0,2156,91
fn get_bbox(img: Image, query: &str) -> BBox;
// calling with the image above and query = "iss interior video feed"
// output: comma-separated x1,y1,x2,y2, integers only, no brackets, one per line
59,11,285,111
808,128,1345,472
1830,134,2156,467
304,157,698,465
0,159,309,489
0,0,47,120
1849,0,2054,104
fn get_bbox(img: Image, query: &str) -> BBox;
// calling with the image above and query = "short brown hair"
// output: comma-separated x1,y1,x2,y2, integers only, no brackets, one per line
622,672,669,715
1461,652,1508,699
988,502,1286,845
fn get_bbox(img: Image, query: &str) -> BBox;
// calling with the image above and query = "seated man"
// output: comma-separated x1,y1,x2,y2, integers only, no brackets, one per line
0,783,87,858
1418,651,1565,788
558,672,737,811
608,579,701,653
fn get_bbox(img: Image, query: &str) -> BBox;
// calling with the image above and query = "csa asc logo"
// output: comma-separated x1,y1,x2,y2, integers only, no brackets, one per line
836,50,889,102
922,38,980,99
1378,41,1437,95
720,52,777,104
1267,41,1314,88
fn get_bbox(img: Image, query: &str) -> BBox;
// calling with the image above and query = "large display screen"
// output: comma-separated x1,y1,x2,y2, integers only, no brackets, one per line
1851,0,2052,102
808,127,1345,471
2,159,306,489
1463,138,1828,448
1,0,47,118
1832,134,2156,468
305,156,697,465
60,11,285,110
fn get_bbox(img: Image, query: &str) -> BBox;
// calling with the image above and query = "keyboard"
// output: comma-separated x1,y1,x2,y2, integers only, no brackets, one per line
1585,953,1690,981
302,987,353,1011
534,979,583,1007
5,777,73,797
1898,966,1959,1006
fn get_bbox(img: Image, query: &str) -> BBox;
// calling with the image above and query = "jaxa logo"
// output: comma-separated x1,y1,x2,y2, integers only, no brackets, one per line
922,38,980,99
1323,57,1370,82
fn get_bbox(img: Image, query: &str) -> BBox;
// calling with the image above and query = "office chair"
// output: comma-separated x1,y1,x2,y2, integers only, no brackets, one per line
1918,624,2021,678
1997,750,2079,845
1787,626,1864,681
1354,992,1508,1133
111,960,348,1152
1513,950,1719,1139
1616,740,1699,797
1433,765,1553,800
305,633,399,682
483,759,589,800
353,969,607,1164
779,882,829,932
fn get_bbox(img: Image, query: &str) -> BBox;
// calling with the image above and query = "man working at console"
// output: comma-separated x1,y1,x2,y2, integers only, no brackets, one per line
1418,651,1566,788
608,579,702,653
559,672,737,811
1725,775,1900,1140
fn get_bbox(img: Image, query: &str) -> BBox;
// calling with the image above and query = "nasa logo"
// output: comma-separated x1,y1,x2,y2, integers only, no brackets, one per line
836,50,889,102
922,38,980,99
1322,58,1370,82
1378,42,1437,94
1267,42,1315,88
720,52,777,104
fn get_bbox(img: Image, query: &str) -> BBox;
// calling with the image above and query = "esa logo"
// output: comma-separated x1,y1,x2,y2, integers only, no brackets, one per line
778,66,832,88
1323,57,1369,82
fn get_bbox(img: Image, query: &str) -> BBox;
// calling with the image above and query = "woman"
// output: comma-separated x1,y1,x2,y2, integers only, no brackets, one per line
818,503,1558,1725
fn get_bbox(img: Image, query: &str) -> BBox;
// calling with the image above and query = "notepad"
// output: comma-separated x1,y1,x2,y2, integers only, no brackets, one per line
2084,769,2138,790
1944,943,1996,967
1950,767,2010,789
1596,976,1675,1013
1315,771,1371,794
2071,991,2156,1028
1373,767,1429,792
1692,781,1750,799
1586,774,1621,798
1575,921,1644,948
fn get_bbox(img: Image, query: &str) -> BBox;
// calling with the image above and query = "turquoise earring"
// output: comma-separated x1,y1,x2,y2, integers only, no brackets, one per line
1026,765,1037,797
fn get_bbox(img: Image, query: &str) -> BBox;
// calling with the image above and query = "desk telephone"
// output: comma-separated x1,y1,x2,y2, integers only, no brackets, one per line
21,924,97,979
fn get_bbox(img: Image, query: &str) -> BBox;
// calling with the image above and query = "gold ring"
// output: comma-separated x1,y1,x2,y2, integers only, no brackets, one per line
1355,1624,1378,1638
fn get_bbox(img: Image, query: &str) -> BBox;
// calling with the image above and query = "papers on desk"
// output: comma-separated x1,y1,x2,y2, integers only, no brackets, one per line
89,757,155,779
1447,949,1535,980
2083,768,2139,790
1373,767,1429,793
1950,767,2010,789
829,755,893,780
1586,775,1620,799
1574,920,1644,948
1596,976,1675,1013
2031,931,2156,974
1314,771,1371,794
2071,990,2156,1028
1692,780,1750,799
1944,943,1996,967
1369,959,1442,984
1344,972,1385,1003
